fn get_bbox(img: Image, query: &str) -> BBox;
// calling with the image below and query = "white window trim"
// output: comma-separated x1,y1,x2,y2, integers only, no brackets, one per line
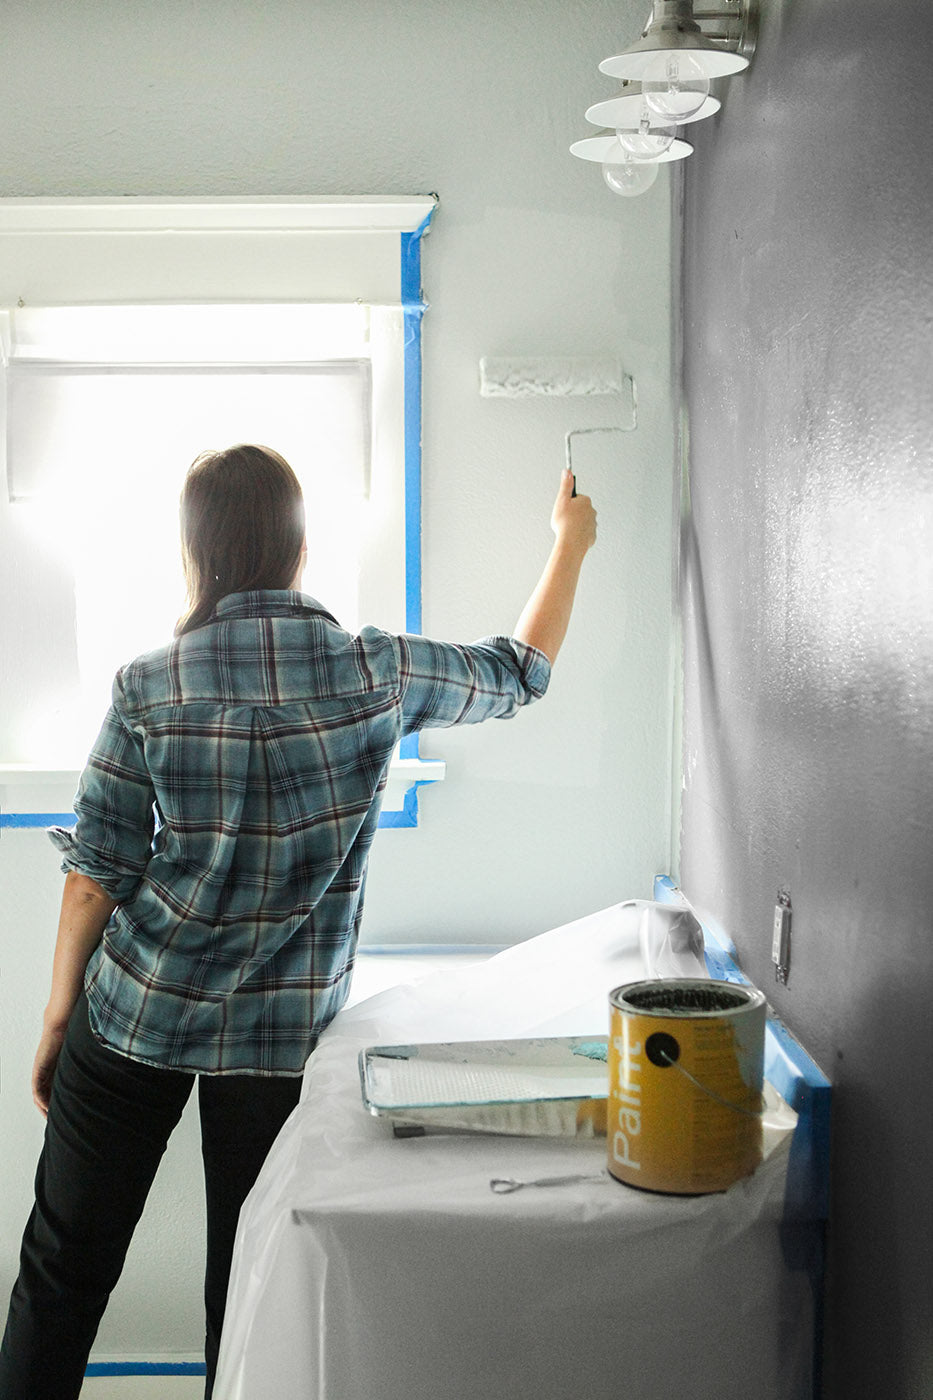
0,196,443,830
0,196,436,233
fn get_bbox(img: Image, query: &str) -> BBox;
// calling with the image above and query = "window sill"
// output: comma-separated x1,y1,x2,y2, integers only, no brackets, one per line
0,757,446,827
382,758,446,820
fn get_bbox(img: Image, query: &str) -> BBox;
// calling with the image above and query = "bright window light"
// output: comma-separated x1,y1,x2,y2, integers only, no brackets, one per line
6,302,370,365
3,303,392,766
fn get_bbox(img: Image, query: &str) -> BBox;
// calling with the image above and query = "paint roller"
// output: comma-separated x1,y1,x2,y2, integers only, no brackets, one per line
478,356,627,400
478,356,634,494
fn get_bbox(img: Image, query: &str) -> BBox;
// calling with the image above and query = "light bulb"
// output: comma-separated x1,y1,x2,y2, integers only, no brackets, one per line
642,51,710,122
616,112,676,162
601,147,660,198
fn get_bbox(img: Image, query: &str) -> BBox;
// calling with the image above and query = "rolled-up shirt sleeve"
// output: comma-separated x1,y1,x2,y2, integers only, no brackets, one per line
48,670,155,903
395,634,551,735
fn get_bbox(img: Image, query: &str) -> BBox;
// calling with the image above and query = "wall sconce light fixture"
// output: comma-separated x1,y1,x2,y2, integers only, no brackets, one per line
571,0,757,197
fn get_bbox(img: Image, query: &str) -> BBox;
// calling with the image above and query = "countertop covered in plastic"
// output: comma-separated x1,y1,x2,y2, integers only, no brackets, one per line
214,902,813,1400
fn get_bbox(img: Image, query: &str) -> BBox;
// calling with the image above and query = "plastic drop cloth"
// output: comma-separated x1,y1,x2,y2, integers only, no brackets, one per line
214,902,813,1400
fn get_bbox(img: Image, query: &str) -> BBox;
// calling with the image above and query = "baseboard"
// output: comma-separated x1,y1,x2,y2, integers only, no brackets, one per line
85,1357,205,1377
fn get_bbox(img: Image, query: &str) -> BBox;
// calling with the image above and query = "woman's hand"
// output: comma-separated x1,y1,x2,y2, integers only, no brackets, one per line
512,470,598,664
551,469,598,556
32,1020,68,1118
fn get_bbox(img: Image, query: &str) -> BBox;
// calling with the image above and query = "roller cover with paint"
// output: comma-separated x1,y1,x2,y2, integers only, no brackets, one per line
478,356,627,398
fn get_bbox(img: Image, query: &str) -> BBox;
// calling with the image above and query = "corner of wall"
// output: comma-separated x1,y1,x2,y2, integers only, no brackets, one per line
666,164,688,884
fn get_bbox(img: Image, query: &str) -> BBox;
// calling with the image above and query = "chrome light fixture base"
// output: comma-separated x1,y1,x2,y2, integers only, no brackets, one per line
569,0,756,198
599,0,758,80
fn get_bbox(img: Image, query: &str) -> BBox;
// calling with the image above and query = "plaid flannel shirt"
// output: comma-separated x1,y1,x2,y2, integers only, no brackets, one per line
49,591,550,1075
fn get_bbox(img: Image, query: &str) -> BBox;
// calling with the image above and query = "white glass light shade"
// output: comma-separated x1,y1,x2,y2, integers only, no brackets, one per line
586,86,720,129
602,155,660,197
570,132,694,165
642,51,710,120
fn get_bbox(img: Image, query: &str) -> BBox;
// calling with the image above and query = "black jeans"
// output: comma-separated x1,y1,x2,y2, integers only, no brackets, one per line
0,991,304,1400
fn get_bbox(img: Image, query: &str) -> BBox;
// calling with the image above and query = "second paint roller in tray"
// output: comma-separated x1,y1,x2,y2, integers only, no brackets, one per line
478,355,635,492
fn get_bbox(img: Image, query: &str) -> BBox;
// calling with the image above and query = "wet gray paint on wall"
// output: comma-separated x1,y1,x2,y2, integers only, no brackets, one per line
679,1,933,1396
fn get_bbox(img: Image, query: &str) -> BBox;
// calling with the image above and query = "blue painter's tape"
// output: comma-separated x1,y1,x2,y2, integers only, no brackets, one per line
400,206,435,306
378,781,431,829
397,212,435,825
765,1015,832,1225
85,1361,206,1376
401,299,423,636
413,205,436,239
12,783,434,833
400,211,435,643
703,945,750,984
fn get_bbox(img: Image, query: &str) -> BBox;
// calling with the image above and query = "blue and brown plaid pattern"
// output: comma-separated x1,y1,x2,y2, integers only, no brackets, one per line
50,591,549,1074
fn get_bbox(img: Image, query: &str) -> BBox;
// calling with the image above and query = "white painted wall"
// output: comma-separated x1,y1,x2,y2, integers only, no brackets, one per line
0,0,677,1362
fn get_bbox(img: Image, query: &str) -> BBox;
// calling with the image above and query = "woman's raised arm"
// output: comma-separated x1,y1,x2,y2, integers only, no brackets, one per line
512,469,597,664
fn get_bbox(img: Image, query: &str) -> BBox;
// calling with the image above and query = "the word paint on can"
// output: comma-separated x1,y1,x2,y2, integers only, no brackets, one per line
608,979,767,1195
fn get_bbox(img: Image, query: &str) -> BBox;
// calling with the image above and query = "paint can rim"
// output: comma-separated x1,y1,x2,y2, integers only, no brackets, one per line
609,978,766,1018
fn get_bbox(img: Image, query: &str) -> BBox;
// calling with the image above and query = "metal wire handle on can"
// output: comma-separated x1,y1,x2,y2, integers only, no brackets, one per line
656,1047,764,1120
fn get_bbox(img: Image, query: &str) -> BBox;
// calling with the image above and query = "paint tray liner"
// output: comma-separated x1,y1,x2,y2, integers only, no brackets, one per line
359,1035,609,1136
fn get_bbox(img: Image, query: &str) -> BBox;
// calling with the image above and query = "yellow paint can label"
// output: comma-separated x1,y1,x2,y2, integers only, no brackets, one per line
608,979,767,1195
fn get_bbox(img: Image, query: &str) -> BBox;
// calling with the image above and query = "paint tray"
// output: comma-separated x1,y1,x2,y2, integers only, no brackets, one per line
359,1035,609,1137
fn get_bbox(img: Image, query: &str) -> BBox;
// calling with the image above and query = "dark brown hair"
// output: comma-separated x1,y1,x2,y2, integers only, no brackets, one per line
175,444,306,637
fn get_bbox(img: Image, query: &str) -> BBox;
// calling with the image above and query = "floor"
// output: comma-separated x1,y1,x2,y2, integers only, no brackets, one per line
81,1379,204,1399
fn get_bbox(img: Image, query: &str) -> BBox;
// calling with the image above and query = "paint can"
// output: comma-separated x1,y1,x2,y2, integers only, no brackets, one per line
607,979,767,1195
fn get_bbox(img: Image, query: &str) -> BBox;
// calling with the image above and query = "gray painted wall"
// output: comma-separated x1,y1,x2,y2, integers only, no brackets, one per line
679,2,933,1397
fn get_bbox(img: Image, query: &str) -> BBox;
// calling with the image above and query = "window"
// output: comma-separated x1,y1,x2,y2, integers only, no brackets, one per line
0,197,442,829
